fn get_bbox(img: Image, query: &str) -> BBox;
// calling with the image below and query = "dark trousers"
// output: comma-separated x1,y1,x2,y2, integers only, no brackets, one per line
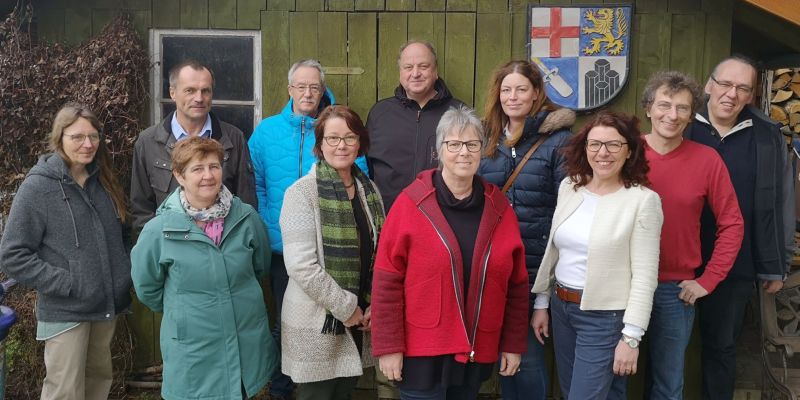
399,378,483,400
268,253,294,397
698,279,754,400
295,376,359,400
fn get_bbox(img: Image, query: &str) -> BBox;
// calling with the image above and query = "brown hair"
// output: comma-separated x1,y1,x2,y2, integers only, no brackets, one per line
49,103,128,222
171,136,225,175
641,71,703,115
168,59,215,88
483,60,556,157
562,110,650,189
313,105,370,160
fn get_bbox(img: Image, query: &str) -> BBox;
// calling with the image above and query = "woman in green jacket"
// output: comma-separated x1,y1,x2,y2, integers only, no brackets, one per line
131,137,277,400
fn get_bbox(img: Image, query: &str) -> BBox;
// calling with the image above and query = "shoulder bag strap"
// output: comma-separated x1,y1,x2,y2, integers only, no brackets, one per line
501,136,547,193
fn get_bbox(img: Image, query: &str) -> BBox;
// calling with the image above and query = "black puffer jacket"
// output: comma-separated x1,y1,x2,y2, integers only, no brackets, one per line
478,108,574,310
366,79,464,210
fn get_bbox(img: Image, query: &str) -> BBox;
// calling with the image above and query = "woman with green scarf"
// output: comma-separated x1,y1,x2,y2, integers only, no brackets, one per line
279,105,385,400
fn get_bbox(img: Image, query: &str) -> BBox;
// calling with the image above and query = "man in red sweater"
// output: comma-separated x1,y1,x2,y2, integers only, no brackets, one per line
641,71,744,400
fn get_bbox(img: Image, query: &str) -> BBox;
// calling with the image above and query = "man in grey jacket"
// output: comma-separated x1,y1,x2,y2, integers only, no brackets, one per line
131,60,256,233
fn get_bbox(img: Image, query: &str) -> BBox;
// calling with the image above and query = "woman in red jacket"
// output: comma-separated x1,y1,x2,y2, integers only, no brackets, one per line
371,105,529,399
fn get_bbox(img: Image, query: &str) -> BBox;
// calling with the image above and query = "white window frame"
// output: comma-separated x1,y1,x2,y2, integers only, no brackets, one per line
149,29,262,128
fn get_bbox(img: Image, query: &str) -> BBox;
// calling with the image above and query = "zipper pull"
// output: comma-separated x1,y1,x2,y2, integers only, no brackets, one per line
416,110,421,122
469,350,475,362
511,147,516,158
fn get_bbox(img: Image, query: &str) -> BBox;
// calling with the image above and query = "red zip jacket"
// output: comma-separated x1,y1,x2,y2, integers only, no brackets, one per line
371,169,529,363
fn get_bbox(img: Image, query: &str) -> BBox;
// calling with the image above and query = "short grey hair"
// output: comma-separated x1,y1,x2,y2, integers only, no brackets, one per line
435,105,485,159
287,59,326,86
397,40,438,68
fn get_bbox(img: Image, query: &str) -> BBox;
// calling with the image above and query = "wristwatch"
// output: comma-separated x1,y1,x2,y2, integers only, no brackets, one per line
621,334,640,349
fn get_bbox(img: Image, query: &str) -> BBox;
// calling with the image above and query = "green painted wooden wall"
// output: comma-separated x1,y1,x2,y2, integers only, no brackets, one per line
32,0,734,397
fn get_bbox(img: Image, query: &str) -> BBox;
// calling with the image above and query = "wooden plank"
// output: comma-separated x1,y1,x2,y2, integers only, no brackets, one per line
633,12,671,120
129,296,160,367
386,0,414,11
354,0,384,11
636,0,667,13
121,0,151,9
541,0,571,5
407,13,447,74
744,0,800,26
606,12,640,115
377,12,408,100
702,0,733,14
443,13,476,106
209,0,237,29
130,9,151,40
669,13,705,81
579,0,605,4
477,0,507,13
510,0,533,13
238,0,266,29
152,0,180,28
295,0,324,11
91,9,115,35
317,12,348,104
262,10,291,116
701,11,732,80
64,6,92,46
475,13,511,115
510,10,528,60
416,0,445,11
669,0,700,12
36,7,65,44
347,12,377,118
328,0,355,11
180,0,209,28
289,12,318,60
267,0,295,10
446,0,476,12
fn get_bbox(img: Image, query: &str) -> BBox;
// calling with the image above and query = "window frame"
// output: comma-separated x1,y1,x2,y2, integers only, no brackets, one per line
149,29,262,129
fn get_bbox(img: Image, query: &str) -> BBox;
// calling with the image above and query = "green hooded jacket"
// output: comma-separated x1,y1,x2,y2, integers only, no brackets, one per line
131,189,277,400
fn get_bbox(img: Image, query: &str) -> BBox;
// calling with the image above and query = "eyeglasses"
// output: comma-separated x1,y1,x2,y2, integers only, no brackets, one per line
323,135,359,146
443,140,482,153
710,75,753,95
586,139,627,153
653,101,692,116
64,132,102,144
290,84,323,95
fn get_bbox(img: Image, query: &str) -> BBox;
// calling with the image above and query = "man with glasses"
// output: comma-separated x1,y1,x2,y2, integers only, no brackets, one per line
131,59,257,233
685,56,794,399
247,59,367,400
641,71,743,400
366,40,464,212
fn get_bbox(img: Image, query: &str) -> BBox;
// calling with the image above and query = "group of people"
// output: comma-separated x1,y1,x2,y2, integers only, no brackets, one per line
0,38,793,400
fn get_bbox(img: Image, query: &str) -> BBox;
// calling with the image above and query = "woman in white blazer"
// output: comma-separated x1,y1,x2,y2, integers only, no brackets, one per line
531,110,663,400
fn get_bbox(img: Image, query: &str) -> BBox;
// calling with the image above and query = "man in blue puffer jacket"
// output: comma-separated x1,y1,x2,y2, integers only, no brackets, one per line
248,59,368,399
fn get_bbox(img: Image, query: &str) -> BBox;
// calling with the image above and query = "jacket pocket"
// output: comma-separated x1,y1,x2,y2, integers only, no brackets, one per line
406,275,441,329
150,158,173,194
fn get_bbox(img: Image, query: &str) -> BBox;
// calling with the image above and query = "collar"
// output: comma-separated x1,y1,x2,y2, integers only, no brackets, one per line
171,113,212,141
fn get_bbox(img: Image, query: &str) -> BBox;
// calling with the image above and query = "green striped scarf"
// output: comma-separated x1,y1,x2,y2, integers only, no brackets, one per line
316,160,385,335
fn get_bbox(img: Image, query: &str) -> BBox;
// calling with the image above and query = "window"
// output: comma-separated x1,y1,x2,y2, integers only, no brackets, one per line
149,29,261,139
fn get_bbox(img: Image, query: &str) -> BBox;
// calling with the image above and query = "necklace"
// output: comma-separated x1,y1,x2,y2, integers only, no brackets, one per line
343,181,355,189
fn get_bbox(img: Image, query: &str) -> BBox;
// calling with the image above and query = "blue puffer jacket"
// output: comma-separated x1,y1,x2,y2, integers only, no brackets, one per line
478,108,574,310
248,90,368,253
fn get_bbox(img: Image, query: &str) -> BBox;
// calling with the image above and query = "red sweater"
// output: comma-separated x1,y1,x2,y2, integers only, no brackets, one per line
645,139,744,292
371,170,529,363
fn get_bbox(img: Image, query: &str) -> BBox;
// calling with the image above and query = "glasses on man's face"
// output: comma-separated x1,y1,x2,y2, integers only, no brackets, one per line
586,139,627,153
64,132,102,144
323,135,359,146
710,75,753,96
653,101,692,117
443,140,482,153
290,84,323,95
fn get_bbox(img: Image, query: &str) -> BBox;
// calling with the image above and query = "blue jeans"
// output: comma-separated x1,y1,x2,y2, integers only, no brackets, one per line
269,253,294,397
399,380,481,400
551,291,627,400
645,282,695,400
499,325,548,400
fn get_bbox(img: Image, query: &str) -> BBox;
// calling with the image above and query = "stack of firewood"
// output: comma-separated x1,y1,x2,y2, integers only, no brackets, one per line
769,68,800,134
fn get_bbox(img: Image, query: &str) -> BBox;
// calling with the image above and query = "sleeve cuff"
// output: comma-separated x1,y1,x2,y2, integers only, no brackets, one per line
758,273,785,282
534,293,550,309
622,323,644,341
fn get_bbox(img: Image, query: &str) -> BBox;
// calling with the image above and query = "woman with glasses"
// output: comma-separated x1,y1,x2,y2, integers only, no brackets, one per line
371,105,529,400
0,103,131,400
531,110,663,399
278,105,385,400
477,60,575,399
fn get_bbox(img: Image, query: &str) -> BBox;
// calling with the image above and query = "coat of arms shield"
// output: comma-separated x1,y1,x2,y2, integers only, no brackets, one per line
528,4,633,111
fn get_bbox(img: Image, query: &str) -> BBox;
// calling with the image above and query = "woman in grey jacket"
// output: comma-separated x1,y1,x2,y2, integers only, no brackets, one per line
0,103,131,400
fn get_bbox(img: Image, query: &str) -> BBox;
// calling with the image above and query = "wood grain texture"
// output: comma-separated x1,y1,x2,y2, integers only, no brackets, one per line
377,12,408,100
180,0,209,28
475,12,511,114
262,10,291,116
152,0,180,28
238,0,267,29
209,0,237,29
317,12,348,104
443,12,476,106
347,12,378,118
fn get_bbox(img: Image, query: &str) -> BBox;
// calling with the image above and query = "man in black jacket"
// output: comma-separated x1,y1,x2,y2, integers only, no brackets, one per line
131,60,256,233
685,56,794,400
366,40,464,211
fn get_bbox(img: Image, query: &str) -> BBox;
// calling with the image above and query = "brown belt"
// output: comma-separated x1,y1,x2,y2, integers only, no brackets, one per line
556,284,582,304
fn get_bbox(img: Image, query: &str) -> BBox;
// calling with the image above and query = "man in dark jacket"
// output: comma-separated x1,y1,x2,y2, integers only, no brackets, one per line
366,40,464,211
685,56,794,400
131,60,257,233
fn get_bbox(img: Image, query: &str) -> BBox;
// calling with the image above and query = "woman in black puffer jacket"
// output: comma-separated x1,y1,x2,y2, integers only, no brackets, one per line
477,60,574,400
